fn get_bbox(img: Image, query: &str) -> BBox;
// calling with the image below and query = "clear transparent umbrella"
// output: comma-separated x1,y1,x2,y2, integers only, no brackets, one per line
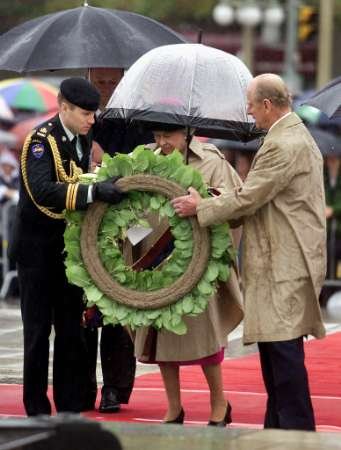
103,43,260,141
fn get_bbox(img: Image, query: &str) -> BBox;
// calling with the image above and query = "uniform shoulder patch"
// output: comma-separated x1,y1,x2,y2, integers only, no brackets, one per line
31,143,45,159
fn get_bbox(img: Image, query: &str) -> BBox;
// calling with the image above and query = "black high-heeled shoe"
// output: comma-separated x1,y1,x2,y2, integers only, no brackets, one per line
164,408,185,424
208,402,232,427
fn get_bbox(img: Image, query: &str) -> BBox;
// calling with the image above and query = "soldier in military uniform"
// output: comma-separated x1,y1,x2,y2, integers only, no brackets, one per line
12,77,124,416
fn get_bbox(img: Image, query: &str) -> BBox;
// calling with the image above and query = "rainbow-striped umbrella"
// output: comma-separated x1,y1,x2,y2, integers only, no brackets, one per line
0,78,58,112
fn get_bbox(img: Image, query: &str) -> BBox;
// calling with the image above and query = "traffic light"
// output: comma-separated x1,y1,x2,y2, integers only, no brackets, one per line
298,5,318,42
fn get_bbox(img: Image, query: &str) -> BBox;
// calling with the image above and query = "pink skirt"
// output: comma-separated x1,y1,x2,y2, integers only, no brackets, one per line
140,347,225,367
159,348,225,367
138,328,225,366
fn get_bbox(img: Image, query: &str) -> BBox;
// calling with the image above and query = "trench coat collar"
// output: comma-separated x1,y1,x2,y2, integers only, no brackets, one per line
265,112,302,141
188,137,207,160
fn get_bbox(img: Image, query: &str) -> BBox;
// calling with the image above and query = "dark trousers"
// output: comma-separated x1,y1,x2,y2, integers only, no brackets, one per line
18,261,90,416
85,324,136,403
258,337,315,431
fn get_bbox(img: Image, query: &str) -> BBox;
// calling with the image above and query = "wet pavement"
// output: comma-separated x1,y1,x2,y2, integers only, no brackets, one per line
0,296,258,384
1,297,341,449
1,297,340,384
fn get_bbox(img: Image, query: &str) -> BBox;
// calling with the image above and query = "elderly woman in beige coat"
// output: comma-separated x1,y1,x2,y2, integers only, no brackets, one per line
172,74,326,431
132,124,243,426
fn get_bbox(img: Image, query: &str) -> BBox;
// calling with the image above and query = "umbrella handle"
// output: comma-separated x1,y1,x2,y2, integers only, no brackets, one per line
185,127,194,165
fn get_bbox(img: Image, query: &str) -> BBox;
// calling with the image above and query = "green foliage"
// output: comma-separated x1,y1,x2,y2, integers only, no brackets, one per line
64,146,235,335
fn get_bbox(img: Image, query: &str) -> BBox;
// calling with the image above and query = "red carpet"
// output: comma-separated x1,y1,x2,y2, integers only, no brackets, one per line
1,332,341,431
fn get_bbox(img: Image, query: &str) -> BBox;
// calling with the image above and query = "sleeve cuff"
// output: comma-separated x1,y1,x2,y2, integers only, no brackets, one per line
87,185,93,203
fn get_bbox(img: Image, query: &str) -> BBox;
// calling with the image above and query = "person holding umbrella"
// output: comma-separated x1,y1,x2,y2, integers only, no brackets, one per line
90,67,152,159
84,67,149,414
129,123,243,426
11,77,124,416
171,74,326,431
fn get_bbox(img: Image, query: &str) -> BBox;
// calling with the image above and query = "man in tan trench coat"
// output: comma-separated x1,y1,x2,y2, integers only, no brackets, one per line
172,73,326,431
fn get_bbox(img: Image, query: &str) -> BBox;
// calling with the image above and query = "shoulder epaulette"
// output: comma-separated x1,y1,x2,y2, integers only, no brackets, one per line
21,120,83,220
32,120,54,140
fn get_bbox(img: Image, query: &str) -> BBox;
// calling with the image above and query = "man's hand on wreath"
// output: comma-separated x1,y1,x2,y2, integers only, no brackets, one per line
171,187,202,217
93,177,124,204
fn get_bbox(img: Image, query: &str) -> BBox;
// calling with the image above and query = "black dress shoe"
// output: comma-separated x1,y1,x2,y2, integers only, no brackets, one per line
208,403,232,427
99,390,121,413
164,408,185,424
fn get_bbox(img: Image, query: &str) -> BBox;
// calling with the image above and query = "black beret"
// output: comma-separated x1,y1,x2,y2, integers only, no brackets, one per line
60,77,100,111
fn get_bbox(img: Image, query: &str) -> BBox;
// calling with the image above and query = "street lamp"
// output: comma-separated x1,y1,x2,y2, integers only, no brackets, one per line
262,2,285,45
317,0,334,89
212,2,234,26
282,0,302,93
212,1,285,73
236,4,262,72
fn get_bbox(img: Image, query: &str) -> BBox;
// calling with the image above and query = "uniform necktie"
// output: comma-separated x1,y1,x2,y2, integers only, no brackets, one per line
71,136,82,161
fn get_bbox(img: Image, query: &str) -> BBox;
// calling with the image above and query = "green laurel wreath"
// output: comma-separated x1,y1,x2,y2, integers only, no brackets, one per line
64,146,235,335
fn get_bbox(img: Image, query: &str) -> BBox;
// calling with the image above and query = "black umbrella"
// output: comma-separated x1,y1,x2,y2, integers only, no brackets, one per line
208,137,261,152
316,113,341,135
303,76,341,119
0,5,186,72
308,126,341,157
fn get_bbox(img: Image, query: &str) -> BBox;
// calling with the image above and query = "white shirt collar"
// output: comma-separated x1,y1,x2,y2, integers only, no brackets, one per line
59,114,76,142
59,115,83,160
268,112,291,133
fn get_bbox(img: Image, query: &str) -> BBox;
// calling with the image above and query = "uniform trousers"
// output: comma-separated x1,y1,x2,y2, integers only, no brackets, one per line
18,258,90,416
86,324,136,403
258,337,315,431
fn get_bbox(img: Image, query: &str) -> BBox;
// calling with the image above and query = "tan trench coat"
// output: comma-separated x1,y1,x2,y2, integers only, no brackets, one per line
197,113,326,344
134,139,244,362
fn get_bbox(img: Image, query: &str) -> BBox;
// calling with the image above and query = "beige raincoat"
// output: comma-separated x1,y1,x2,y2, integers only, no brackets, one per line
134,138,244,361
197,113,326,344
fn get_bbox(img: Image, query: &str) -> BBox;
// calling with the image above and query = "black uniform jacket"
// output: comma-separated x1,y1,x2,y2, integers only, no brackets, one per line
12,114,92,266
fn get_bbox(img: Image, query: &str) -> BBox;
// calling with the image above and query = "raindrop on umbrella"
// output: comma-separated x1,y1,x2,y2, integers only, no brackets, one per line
105,43,261,142
0,6,186,72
